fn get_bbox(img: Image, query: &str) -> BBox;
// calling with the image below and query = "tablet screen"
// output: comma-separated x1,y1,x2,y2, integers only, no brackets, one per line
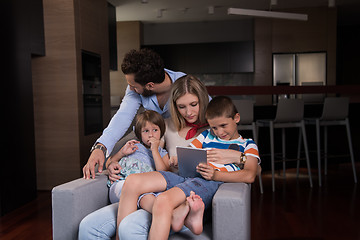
176,146,207,178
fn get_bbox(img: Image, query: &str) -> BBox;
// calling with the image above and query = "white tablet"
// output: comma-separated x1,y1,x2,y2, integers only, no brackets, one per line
176,146,207,178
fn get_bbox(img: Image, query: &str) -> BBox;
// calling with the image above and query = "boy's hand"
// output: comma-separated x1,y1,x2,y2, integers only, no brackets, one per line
196,163,216,180
107,161,122,183
121,140,139,156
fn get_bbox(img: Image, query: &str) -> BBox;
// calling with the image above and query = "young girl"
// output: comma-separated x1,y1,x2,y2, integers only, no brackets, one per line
106,110,170,204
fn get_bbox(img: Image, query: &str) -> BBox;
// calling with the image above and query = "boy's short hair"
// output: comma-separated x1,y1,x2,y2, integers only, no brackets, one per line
121,48,165,86
134,110,166,140
205,96,238,120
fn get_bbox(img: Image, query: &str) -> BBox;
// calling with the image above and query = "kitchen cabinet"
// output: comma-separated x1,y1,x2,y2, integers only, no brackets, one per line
143,41,254,74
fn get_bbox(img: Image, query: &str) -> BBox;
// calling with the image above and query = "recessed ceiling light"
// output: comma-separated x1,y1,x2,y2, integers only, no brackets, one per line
157,9,163,18
228,8,308,21
328,0,335,7
180,7,189,14
208,6,214,14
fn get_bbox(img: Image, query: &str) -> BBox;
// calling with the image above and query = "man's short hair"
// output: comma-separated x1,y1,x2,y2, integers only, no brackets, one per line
121,48,165,86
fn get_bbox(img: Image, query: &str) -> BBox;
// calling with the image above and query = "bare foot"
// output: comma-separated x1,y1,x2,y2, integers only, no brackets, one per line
171,201,190,232
184,191,205,235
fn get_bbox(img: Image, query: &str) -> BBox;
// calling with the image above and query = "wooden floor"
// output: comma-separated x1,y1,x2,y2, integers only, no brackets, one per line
251,162,360,240
0,162,359,240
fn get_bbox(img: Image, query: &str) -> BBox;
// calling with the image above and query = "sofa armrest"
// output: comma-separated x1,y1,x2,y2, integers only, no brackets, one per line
52,171,109,240
212,182,251,240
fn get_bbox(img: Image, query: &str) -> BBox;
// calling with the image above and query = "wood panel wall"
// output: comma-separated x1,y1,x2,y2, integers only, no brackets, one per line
32,0,110,190
110,21,141,99
77,0,111,170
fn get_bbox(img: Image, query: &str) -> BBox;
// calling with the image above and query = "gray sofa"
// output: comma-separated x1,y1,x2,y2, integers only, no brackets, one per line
52,173,251,240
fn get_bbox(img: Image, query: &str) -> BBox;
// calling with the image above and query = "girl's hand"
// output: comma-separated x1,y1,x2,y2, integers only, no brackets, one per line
196,163,216,180
206,149,240,165
149,137,160,151
121,140,139,156
169,156,178,167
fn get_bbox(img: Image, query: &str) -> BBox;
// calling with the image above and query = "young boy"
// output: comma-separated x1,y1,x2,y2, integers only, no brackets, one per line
116,96,260,240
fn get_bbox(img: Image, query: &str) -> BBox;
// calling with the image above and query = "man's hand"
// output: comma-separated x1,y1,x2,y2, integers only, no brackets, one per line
82,149,105,179
107,161,122,183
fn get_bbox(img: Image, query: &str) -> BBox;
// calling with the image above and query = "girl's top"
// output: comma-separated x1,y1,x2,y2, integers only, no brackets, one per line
107,143,168,187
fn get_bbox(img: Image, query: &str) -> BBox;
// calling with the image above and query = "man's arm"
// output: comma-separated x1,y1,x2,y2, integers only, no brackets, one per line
97,86,142,155
83,87,141,179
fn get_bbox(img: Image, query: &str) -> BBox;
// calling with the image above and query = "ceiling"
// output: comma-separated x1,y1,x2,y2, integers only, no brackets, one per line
108,0,360,24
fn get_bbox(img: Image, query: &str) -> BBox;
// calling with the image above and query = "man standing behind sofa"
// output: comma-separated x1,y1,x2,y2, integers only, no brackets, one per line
82,48,185,180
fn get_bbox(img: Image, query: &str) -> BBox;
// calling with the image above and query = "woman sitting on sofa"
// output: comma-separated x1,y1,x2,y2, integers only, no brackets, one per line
78,75,244,239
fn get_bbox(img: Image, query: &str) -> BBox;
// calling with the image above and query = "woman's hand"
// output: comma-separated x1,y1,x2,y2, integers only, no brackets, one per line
107,161,122,183
196,163,216,180
206,149,241,165
120,140,139,156
169,156,178,167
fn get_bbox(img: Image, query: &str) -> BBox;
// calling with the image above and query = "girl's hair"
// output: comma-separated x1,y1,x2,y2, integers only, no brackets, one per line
134,110,166,140
205,96,238,120
169,75,209,131
121,48,165,85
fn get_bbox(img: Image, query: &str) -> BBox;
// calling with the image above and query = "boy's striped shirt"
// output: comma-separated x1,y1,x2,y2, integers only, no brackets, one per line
190,129,260,172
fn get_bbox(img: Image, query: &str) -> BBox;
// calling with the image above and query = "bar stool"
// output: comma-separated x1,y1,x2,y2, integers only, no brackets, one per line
303,97,357,186
233,99,263,194
257,98,313,192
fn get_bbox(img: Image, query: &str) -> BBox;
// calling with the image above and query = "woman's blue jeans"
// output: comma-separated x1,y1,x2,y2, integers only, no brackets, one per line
78,204,188,240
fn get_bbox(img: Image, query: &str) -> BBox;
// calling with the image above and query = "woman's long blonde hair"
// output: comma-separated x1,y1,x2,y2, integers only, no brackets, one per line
169,75,209,131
